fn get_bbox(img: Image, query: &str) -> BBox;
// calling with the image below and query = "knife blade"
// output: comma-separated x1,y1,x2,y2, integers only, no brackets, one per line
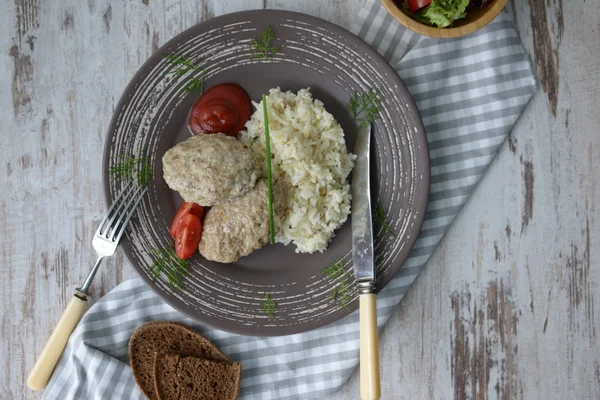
351,123,375,290
351,123,381,400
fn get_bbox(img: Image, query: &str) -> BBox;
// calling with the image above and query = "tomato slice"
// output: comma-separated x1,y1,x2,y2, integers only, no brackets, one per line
170,202,205,238
175,213,202,259
407,0,431,12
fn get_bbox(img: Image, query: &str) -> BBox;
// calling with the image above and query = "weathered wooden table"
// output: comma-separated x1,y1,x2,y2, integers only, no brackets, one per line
2,0,598,398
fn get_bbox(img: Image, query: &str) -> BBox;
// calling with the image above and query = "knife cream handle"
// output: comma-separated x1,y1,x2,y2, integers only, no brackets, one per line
27,294,87,390
360,293,381,400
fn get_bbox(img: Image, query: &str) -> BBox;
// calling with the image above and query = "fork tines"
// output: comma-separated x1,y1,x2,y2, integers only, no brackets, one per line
97,182,147,242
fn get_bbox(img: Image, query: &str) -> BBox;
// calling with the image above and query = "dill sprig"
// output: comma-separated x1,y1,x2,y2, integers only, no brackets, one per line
261,293,277,318
137,158,152,186
322,259,353,310
149,247,189,291
165,53,205,94
108,154,152,186
321,259,345,280
252,25,279,60
332,279,352,310
348,88,382,127
373,202,395,237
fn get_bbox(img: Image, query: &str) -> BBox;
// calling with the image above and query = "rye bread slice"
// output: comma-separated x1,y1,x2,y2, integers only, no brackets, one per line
129,321,229,400
154,354,242,400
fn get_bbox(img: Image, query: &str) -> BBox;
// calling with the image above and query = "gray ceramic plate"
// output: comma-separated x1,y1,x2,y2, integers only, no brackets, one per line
103,10,429,336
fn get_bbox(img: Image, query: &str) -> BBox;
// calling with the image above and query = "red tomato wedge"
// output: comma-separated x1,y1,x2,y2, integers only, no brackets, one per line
175,213,202,259
170,202,205,238
407,0,431,11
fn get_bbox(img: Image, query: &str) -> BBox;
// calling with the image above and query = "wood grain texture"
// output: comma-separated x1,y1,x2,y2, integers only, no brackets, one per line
1,0,599,399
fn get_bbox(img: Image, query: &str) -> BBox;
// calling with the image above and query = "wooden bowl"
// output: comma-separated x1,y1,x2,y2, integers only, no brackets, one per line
380,0,508,38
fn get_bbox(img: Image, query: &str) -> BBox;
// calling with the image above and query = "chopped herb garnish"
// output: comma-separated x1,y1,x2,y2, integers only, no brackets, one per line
262,94,275,244
373,202,395,237
261,293,277,318
332,279,352,310
148,247,189,291
252,25,279,60
321,259,345,280
137,158,153,186
348,88,382,127
165,53,205,94
322,259,353,310
108,154,152,186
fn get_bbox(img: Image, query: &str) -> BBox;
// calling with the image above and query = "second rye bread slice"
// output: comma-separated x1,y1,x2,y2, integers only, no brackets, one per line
154,354,242,400
129,321,229,400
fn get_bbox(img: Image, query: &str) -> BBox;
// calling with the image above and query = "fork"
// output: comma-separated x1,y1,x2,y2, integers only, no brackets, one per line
27,181,147,391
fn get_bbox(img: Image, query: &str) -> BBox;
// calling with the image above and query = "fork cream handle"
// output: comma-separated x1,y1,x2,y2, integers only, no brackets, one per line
360,293,381,400
27,294,87,390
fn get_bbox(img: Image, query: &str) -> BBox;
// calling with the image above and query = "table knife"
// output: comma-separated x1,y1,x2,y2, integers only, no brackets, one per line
351,123,381,400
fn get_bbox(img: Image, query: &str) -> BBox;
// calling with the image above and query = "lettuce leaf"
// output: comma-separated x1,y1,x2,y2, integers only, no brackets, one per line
414,0,470,28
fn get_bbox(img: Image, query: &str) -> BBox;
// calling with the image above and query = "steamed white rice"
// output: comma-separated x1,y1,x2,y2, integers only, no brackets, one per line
240,88,356,253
